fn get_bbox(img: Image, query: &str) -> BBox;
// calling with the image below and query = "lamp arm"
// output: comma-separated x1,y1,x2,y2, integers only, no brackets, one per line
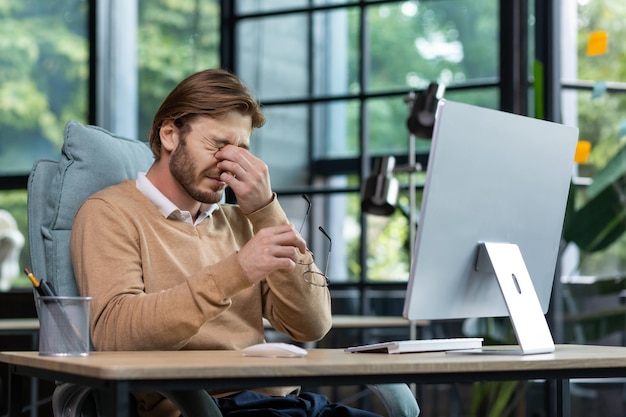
393,163,423,174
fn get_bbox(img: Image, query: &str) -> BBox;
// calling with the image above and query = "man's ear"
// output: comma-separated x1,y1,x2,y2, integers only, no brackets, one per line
159,120,179,152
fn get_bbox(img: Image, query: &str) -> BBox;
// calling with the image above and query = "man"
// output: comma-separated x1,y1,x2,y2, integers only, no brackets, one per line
70,69,381,417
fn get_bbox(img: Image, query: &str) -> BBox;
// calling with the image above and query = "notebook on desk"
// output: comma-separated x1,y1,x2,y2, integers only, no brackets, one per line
344,337,483,354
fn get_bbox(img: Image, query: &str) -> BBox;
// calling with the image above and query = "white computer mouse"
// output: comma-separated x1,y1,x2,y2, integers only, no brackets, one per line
241,342,308,358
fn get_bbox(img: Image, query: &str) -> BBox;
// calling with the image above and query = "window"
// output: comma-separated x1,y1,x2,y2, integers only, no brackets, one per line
0,0,89,288
560,0,626,278
137,0,220,140
225,0,509,314
0,0,541,311
0,0,219,290
0,1,89,176
96,0,220,140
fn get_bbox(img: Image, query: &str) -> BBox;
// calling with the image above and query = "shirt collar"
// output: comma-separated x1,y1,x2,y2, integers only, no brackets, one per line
136,172,219,225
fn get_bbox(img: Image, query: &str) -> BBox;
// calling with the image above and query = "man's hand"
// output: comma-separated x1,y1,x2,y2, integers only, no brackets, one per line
215,145,273,214
237,224,307,284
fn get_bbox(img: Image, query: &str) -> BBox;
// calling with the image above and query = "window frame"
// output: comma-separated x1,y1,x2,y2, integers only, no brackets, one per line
220,0,542,315
1,1,559,314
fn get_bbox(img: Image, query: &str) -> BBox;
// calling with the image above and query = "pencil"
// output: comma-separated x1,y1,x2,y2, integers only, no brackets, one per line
24,268,57,297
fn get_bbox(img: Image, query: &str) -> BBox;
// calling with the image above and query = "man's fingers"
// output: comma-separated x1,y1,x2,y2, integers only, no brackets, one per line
262,225,307,255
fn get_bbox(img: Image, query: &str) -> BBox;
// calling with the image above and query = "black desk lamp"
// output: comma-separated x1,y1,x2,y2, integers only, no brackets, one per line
406,82,444,139
361,82,445,217
361,156,399,216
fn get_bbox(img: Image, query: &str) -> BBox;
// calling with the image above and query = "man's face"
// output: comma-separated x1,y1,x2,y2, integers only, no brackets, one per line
169,112,251,204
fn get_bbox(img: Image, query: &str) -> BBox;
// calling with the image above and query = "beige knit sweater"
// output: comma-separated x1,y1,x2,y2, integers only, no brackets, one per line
70,180,332,417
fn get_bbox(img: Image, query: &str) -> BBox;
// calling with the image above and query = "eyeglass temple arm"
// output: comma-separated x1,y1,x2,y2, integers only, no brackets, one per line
318,226,332,277
298,194,312,234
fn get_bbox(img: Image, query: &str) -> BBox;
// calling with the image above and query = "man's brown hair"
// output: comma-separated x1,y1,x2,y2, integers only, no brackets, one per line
148,69,265,159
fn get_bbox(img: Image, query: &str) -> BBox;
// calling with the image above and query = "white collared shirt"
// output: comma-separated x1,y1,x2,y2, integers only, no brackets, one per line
136,172,219,226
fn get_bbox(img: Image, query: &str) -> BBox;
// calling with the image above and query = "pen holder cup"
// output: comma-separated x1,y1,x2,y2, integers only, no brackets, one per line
38,296,92,356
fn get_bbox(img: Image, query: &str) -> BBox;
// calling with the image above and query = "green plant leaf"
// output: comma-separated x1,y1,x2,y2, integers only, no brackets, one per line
563,182,626,252
587,145,626,198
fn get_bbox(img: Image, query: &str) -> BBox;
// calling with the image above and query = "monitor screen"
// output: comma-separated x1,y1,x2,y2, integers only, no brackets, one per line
403,100,578,324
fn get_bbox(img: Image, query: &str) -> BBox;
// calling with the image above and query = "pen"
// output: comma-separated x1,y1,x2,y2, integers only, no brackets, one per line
24,268,57,297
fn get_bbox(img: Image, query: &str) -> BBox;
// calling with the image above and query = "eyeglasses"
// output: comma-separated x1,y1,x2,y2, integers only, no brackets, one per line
297,194,332,288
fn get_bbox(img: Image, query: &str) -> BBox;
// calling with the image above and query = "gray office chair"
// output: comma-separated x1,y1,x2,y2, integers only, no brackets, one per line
27,120,419,417
27,121,222,417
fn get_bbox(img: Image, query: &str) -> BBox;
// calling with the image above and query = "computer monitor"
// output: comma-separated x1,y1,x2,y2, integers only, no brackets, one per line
402,100,579,354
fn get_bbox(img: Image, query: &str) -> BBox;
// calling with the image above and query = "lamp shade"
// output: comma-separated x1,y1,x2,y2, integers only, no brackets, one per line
361,156,399,216
406,82,445,139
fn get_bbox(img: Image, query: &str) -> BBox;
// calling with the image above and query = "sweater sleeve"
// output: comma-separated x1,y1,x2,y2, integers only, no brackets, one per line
244,195,333,342
71,196,253,351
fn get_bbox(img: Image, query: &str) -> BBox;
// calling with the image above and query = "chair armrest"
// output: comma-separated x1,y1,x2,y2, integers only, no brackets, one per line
52,383,223,417
366,383,420,417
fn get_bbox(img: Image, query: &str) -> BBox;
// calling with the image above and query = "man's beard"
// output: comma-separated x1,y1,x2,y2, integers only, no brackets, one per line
169,139,223,204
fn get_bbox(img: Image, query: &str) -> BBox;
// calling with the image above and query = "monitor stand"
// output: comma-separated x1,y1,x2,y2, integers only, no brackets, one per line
472,241,556,355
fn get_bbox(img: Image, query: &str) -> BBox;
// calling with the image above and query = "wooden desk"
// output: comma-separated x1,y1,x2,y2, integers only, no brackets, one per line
4,345,626,417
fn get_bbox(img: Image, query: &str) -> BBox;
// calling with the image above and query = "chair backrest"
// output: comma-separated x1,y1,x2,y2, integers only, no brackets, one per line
27,121,154,297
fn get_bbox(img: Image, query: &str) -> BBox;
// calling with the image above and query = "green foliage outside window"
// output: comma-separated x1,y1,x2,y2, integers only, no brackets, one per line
0,0,88,174
343,1,499,281
137,0,219,140
562,0,626,277
0,0,219,290
7,0,624,293
350,1,499,157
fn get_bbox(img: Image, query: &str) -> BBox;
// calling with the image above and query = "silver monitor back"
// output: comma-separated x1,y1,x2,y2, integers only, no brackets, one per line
403,100,579,322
